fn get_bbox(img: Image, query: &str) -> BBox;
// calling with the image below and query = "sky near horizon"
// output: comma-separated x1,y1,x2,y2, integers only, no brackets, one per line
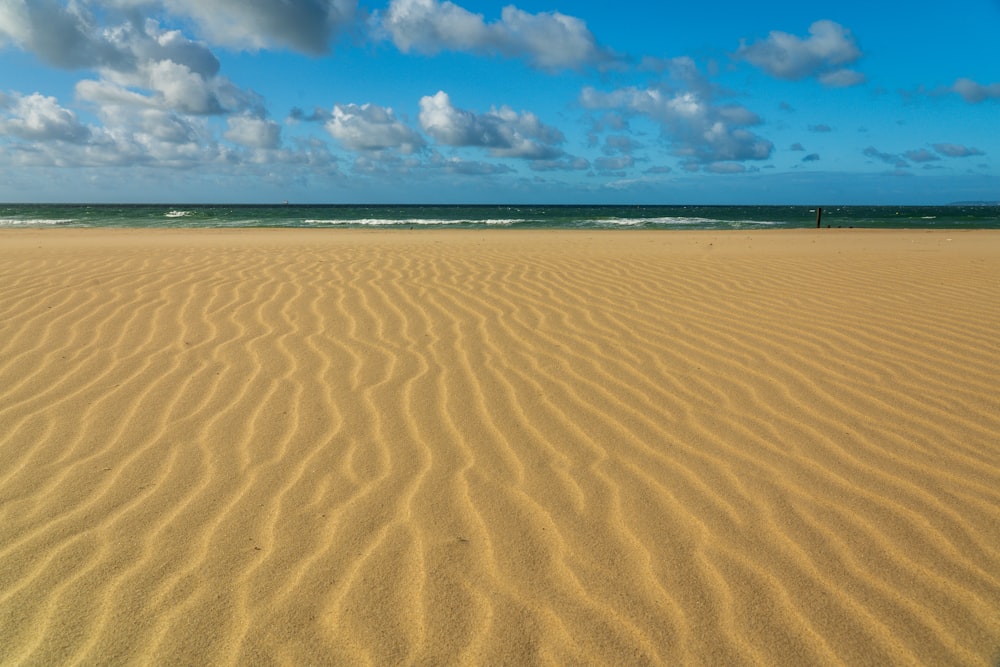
0,1,998,204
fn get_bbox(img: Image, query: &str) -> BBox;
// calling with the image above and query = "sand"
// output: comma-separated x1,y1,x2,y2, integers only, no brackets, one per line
0,228,998,665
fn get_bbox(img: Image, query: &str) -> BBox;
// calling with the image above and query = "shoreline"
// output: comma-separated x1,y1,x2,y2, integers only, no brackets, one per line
2,229,998,664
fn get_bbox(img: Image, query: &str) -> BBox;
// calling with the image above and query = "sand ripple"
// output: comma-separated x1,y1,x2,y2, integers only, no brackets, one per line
1,229,998,665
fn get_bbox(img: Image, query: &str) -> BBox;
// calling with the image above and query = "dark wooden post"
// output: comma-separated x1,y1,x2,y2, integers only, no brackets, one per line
815,207,823,228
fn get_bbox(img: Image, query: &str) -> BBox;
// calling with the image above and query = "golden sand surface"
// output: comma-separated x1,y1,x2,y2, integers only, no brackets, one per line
0,229,998,665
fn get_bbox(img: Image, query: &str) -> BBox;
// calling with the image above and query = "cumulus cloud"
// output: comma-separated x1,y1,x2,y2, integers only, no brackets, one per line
594,155,634,171
580,84,773,167
706,162,746,174
166,0,357,54
736,20,865,87
818,68,865,88
0,2,227,73
225,115,281,149
950,78,1000,103
863,146,908,168
427,152,514,175
348,152,423,176
1,86,334,173
905,77,1000,105
76,78,156,108
863,143,986,170
602,134,641,155
933,143,984,157
904,148,939,163
0,0,356,64
132,60,221,113
0,5,260,117
132,22,221,76
0,79,334,179
0,0,127,69
1,0,351,123
326,103,425,153
378,0,619,71
0,89,226,169
0,92,91,143
94,105,221,166
78,62,259,116
529,156,590,172
287,106,334,123
110,107,204,147
802,153,820,162
418,90,564,159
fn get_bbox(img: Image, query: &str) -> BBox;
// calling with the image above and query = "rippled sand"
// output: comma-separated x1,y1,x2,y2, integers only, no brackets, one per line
1,229,998,665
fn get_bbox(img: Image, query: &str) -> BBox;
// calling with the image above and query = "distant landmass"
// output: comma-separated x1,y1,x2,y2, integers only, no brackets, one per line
948,201,1000,205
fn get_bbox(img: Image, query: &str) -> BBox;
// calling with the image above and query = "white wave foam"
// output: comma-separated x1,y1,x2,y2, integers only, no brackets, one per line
589,216,780,227
303,218,518,226
165,210,191,218
0,218,75,226
645,216,721,225
593,216,720,226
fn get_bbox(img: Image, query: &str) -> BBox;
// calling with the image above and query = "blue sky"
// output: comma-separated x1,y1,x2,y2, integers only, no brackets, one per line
0,0,997,204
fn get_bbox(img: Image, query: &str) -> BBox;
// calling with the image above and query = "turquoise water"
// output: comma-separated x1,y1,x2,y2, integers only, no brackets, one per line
2,204,998,230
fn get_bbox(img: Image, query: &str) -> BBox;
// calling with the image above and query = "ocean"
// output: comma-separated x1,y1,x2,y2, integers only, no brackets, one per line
1,203,999,230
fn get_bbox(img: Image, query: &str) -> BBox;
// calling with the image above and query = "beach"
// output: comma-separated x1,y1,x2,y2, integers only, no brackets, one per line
1,228,998,664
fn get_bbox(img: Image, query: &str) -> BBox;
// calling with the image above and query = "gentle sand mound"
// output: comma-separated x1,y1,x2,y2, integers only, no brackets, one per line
1,229,998,665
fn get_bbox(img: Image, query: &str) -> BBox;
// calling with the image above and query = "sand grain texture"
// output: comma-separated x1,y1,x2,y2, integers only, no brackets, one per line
1,229,998,665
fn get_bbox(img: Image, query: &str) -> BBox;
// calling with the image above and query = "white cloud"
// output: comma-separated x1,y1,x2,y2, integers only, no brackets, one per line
705,162,746,174
818,68,866,88
933,143,985,158
0,91,218,168
905,149,939,163
76,79,156,108
165,0,357,55
529,156,590,171
737,20,865,87
139,59,222,113
602,134,641,155
378,0,618,71
379,0,488,52
0,88,337,172
131,23,221,77
1,6,261,117
862,143,986,169
863,146,907,168
69,103,224,168
0,0,127,69
581,85,773,167
427,152,514,175
951,78,1000,103
114,107,204,146
78,60,257,116
0,92,91,143
325,103,425,153
225,115,281,149
493,6,614,71
594,155,634,171
418,90,564,159
0,0,356,64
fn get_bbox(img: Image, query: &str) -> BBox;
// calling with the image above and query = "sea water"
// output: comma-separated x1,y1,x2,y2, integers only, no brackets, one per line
1,204,998,230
